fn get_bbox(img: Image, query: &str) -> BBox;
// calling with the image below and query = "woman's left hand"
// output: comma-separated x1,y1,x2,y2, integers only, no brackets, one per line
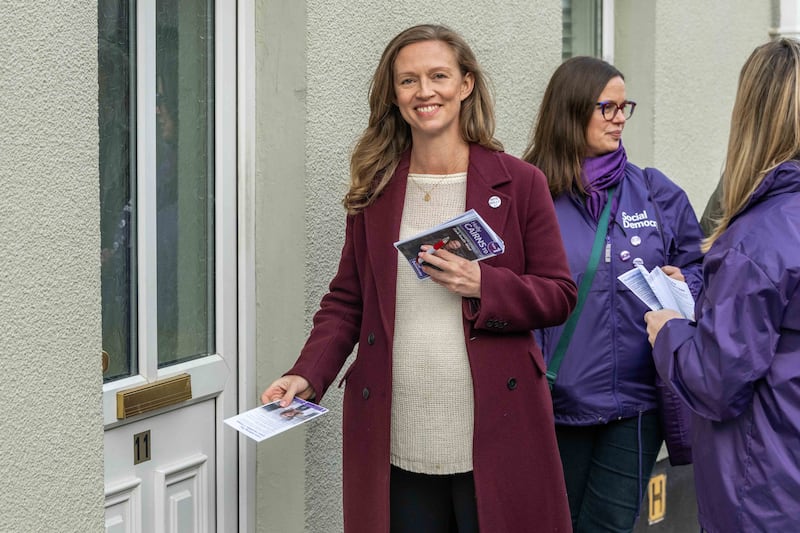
644,309,683,346
418,245,481,298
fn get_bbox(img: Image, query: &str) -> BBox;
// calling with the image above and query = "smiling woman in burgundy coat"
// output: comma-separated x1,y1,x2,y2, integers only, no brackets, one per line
261,24,577,533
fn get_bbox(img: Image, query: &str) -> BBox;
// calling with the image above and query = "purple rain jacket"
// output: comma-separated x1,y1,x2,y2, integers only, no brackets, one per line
537,163,704,425
653,160,800,533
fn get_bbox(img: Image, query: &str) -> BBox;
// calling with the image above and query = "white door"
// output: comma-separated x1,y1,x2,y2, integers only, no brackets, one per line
99,1,238,532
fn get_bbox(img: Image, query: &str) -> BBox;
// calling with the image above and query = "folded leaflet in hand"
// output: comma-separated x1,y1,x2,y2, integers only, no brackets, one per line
617,264,695,320
394,209,505,280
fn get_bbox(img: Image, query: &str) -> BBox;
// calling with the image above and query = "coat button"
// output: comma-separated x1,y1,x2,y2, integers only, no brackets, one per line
362,388,370,399
507,378,517,390
367,332,375,345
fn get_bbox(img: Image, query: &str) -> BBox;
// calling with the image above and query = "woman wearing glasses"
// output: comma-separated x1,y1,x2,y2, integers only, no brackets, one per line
523,56,705,532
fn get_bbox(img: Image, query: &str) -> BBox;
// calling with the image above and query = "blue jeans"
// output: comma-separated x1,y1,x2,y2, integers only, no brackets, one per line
556,413,662,533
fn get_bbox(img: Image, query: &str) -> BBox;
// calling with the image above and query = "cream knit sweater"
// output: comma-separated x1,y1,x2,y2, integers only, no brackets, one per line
390,173,474,475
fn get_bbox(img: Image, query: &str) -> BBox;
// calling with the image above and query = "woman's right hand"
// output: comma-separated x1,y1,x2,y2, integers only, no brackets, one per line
661,265,685,282
644,309,682,346
261,375,315,407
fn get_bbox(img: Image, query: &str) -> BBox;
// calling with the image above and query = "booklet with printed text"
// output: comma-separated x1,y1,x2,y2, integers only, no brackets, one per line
224,397,328,442
617,264,695,320
394,209,505,279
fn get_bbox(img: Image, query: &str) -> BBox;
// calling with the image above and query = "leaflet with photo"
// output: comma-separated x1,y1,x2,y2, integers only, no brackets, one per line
394,209,505,279
617,264,695,320
224,397,328,442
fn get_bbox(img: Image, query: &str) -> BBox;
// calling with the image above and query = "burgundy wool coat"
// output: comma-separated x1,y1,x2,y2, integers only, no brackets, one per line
287,143,577,532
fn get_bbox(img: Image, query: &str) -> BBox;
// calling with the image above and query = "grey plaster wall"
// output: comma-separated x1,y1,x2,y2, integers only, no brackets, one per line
255,2,309,531
616,1,772,213
0,2,104,532
254,2,560,531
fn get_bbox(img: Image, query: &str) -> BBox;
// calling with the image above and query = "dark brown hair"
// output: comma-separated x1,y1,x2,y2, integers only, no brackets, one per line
522,56,623,197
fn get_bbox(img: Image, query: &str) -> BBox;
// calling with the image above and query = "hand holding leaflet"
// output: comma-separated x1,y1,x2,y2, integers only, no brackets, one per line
395,209,504,279
618,264,695,320
224,397,328,442
417,236,450,267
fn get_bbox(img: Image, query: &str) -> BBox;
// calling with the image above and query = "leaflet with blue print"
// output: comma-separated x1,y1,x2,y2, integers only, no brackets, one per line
394,209,505,280
617,264,695,320
224,397,328,442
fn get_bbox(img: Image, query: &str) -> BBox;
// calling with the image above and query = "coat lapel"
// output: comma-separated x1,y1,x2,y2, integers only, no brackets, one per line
466,144,512,242
363,152,410,341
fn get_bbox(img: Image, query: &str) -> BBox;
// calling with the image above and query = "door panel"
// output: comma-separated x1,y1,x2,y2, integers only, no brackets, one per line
105,478,142,533
155,454,210,533
105,401,216,533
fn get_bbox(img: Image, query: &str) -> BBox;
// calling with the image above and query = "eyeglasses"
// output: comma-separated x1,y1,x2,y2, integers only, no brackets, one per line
595,100,636,120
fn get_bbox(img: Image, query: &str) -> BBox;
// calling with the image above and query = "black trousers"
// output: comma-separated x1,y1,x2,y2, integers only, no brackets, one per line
389,465,479,533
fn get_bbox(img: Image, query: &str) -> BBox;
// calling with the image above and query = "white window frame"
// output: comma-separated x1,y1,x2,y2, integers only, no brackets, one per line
774,0,800,38
100,0,237,432
602,0,615,64
562,0,615,61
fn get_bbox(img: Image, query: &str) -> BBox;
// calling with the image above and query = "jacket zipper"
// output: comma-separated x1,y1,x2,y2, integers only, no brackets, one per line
608,230,623,419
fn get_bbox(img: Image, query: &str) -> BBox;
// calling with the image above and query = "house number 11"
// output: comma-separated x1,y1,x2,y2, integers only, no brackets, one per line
133,430,151,465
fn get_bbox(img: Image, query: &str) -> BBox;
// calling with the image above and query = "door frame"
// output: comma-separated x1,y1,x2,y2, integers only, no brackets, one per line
235,0,257,531
215,3,240,532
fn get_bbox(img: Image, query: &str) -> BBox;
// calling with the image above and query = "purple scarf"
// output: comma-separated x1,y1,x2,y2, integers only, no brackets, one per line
582,143,627,221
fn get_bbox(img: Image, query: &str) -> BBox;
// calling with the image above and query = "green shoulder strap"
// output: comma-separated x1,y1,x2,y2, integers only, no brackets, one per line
546,186,616,390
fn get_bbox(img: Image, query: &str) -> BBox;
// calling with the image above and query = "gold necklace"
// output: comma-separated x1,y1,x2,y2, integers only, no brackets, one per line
409,174,450,202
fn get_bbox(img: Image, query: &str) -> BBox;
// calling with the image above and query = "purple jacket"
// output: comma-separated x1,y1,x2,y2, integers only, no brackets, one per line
653,160,800,532
537,164,704,425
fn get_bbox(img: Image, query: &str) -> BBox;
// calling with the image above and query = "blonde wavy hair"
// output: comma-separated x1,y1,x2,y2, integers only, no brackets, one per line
343,24,502,214
705,38,800,251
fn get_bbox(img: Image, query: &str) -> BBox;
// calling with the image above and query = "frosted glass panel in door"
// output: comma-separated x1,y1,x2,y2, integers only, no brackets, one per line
156,0,215,367
99,0,136,382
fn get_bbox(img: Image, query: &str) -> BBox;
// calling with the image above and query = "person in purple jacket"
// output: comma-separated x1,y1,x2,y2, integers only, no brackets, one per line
523,56,705,532
645,38,800,533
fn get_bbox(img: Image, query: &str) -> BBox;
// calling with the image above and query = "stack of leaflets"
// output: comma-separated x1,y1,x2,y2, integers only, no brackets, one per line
617,264,695,320
394,209,505,279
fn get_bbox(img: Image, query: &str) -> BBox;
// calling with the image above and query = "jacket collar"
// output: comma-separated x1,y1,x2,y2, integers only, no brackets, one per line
742,160,800,211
